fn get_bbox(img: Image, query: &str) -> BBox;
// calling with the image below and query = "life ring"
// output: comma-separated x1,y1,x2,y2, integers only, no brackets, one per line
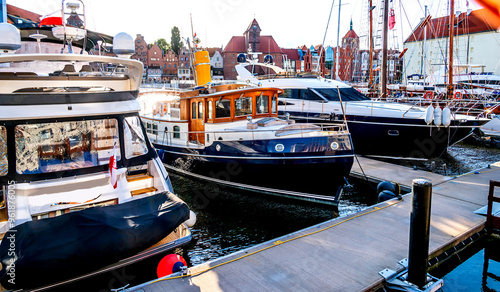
454,92,462,99
424,91,434,100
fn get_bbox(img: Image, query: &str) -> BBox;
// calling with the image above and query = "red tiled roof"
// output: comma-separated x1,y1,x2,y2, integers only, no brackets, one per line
344,29,359,39
405,8,500,43
204,47,222,57
260,36,283,53
223,36,246,53
7,4,41,24
281,48,300,60
223,35,282,53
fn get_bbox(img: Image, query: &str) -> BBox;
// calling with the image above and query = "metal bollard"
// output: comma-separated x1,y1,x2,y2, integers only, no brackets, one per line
407,178,433,288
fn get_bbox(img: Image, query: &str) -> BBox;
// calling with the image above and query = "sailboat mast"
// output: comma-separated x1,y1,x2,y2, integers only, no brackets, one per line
381,0,389,99
447,0,455,99
335,0,342,80
422,5,427,85
369,0,374,89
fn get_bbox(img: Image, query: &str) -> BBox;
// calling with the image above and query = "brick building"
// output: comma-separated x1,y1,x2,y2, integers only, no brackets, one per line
163,49,178,81
132,34,148,64
222,19,283,80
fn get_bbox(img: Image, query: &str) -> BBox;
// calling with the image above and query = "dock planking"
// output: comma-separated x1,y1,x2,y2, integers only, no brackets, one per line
127,158,500,292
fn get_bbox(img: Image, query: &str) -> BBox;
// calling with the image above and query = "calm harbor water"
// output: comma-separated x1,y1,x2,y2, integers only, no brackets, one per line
431,235,500,292
57,141,498,291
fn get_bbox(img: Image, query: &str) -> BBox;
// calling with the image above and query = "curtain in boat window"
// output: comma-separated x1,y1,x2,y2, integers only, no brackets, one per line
123,116,148,159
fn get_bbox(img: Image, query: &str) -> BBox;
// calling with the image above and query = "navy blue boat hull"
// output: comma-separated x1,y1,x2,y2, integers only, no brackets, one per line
280,112,484,158
0,192,190,289
155,135,354,196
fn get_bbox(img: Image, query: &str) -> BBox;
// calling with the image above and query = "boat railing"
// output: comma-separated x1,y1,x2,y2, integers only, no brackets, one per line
392,95,499,117
146,123,348,146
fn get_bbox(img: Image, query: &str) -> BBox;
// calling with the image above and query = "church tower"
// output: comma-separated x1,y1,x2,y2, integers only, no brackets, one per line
244,19,261,52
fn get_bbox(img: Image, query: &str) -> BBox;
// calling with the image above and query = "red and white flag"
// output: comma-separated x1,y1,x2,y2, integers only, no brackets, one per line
109,145,117,189
389,8,396,30
39,10,63,27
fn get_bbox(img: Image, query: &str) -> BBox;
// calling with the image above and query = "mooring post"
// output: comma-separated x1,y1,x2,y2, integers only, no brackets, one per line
407,178,432,289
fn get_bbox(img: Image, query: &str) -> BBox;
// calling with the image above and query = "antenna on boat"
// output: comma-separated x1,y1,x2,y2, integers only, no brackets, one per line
29,31,47,54
52,0,87,54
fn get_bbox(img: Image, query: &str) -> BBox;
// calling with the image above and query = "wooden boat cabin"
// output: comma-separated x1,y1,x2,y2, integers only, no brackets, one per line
143,84,283,145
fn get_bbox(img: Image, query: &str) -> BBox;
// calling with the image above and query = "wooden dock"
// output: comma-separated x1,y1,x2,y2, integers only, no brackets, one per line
127,157,500,292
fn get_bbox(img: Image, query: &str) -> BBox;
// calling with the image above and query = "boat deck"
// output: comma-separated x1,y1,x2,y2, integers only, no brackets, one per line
127,157,500,292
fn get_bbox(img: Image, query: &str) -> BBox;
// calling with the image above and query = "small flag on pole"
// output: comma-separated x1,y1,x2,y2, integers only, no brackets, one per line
39,10,63,27
389,9,396,30
109,144,117,189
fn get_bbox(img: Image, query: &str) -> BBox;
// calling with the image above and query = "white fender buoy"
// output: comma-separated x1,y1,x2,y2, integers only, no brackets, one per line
424,105,434,124
185,210,196,228
434,106,442,126
442,107,451,127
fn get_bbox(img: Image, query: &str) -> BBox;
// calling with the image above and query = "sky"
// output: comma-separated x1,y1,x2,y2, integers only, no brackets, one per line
8,0,485,51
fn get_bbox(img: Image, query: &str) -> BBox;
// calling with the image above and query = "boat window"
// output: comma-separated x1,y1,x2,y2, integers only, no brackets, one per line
123,116,149,159
207,101,213,119
256,95,269,114
235,96,252,117
281,89,321,100
215,99,231,118
152,123,158,135
272,95,277,113
192,102,197,119
313,88,370,101
15,119,120,175
173,126,180,138
0,126,7,176
198,102,204,119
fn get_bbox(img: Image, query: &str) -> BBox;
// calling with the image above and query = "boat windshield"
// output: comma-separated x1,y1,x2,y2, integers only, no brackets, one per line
123,116,148,159
15,119,121,175
312,88,370,101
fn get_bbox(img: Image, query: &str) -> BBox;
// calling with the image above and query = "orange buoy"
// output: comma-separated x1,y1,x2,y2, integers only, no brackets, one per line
454,92,462,99
157,254,187,278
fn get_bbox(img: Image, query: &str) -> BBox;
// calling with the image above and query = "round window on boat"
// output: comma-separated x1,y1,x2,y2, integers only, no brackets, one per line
275,144,285,152
330,142,339,150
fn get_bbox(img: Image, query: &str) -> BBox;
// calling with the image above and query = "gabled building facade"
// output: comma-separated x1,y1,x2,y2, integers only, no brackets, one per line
222,19,284,80
403,8,500,84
